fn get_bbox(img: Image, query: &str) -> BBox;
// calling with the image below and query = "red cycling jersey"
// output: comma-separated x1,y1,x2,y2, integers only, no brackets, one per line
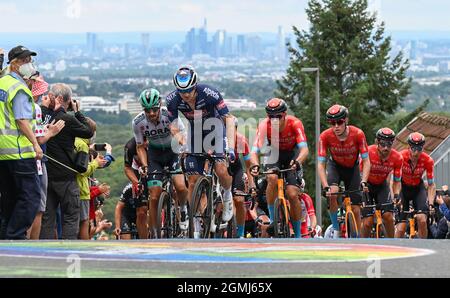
252,115,308,152
401,149,434,187
364,145,403,185
235,133,251,161
299,193,315,237
318,125,369,168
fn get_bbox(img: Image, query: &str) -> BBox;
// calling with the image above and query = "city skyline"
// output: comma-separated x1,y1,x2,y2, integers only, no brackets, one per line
2,0,450,33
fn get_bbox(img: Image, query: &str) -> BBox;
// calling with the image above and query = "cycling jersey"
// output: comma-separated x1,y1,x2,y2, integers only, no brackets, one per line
124,137,142,171
132,107,184,150
400,149,434,187
166,84,229,123
252,115,308,152
365,145,403,185
299,193,315,237
318,125,369,168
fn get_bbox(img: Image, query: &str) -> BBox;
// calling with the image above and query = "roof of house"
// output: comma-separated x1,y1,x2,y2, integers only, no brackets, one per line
393,112,450,155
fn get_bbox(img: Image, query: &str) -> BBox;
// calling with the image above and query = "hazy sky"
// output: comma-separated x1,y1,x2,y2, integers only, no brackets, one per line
1,0,449,33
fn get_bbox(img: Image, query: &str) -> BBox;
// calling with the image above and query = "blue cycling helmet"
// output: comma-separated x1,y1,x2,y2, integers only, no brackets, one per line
173,65,198,92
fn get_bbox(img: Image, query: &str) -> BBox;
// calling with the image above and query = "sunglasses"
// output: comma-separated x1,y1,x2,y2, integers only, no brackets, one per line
178,87,195,94
144,107,160,113
268,114,283,119
410,145,423,152
378,141,393,148
328,119,345,126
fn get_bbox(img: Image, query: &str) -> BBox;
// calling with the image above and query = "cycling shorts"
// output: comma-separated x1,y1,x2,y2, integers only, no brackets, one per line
398,181,428,222
326,159,362,205
362,180,394,218
263,150,303,188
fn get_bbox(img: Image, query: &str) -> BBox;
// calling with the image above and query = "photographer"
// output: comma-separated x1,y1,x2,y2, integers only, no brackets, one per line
40,83,94,239
429,185,450,239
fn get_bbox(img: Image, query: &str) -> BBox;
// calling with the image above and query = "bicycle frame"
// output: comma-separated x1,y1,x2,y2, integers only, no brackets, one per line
329,187,361,238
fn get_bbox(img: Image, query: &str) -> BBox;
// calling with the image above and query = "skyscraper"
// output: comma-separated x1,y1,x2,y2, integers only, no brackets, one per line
237,34,246,57
277,26,285,60
86,32,98,54
141,33,150,56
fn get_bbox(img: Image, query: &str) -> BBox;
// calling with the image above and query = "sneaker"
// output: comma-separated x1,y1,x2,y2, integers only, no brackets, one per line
222,198,234,222
267,222,275,237
193,217,202,239
330,227,340,239
179,205,189,231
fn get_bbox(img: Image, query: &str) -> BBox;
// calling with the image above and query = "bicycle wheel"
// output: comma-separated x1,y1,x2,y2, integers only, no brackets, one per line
214,215,237,238
273,198,290,238
156,191,173,238
345,211,359,238
189,176,213,239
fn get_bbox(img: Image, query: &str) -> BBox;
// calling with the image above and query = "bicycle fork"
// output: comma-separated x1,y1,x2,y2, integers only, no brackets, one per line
278,178,289,225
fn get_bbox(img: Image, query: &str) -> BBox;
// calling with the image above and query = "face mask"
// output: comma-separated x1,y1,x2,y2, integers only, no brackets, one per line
18,62,39,80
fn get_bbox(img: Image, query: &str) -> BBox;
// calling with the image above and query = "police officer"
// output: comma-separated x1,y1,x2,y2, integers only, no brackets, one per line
0,45,42,239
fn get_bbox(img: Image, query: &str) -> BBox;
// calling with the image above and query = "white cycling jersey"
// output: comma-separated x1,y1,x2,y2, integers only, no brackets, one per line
132,107,185,150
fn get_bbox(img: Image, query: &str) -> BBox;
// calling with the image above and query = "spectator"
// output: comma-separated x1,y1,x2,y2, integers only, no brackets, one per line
40,83,93,239
28,77,65,239
0,45,43,239
89,182,110,238
430,185,450,239
75,118,107,240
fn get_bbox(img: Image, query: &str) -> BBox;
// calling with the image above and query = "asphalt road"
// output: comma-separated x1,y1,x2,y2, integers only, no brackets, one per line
0,239,447,278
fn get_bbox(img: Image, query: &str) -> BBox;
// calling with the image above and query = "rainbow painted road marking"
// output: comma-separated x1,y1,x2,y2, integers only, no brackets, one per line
0,241,434,263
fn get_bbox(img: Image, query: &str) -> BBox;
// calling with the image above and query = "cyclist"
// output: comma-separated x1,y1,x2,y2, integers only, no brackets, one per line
123,137,149,239
250,98,309,238
395,132,435,239
166,65,236,230
133,88,188,238
318,104,370,238
245,176,270,238
361,128,402,238
114,183,138,240
230,118,256,238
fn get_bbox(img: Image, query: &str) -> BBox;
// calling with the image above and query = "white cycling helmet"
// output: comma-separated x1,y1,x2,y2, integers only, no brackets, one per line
173,65,198,92
323,225,334,239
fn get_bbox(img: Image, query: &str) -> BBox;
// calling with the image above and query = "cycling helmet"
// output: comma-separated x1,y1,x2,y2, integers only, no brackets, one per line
326,104,348,121
376,127,396,142
265,98,287,115
173,65,198,92
407,132,426,147
139,88,160,109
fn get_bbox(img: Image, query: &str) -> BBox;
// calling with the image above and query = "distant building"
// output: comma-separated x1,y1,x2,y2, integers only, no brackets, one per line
118,98,142,115
79,96,119,113
393,112,450,187
224,98,257,110
277,26,285,61
141,33,150,56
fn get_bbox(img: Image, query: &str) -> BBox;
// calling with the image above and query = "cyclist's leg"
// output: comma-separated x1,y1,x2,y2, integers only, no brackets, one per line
326,159,341,231
344,162,363,233
414,182,428,239
377,180,395,238
120,210,133,240
230,160,246,237
283,151,302,238
147,153,168,238
262,153,286,223
171,155,188,207
395,188,408,238
361,186,375,238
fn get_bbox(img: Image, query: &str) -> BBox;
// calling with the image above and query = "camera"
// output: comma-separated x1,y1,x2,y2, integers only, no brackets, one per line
437,189,449,196
67,99,77,112
94,143,107,151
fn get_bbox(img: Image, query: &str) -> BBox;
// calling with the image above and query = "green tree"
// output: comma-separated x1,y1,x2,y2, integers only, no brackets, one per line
277,0,411,222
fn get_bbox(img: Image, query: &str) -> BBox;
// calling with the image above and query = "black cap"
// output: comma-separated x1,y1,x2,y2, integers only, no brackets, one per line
7,45,37,64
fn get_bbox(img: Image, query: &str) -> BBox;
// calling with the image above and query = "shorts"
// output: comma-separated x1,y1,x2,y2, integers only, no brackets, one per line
80,200,90,221
398,182,428,222
121,209,137,234
121,182,148,208
229,159,245,192
361,181,394,218
263,150,303,188
147,148,180,187
326,159,362,205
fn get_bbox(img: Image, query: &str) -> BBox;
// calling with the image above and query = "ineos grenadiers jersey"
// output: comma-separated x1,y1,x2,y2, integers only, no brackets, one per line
165,84,229,125
132,107,185,150
363,145,403,185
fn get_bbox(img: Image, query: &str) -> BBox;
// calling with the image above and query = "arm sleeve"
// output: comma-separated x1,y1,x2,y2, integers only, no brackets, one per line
123,143,134,167
212,90,229,117
90,186,102,200
358,130,369,159
393,154,403,182
294,119,308,148
251,122,265,153
166,96,179,123
439,204,450,221
317,133,328,163
426,156,434,184
133,120,144,145
69,112,93,139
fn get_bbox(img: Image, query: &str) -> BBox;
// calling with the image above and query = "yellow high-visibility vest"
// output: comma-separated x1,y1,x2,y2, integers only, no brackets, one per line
0,74,36,160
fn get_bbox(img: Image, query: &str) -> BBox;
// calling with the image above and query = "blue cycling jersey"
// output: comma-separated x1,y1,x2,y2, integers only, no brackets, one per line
165,84,229,124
